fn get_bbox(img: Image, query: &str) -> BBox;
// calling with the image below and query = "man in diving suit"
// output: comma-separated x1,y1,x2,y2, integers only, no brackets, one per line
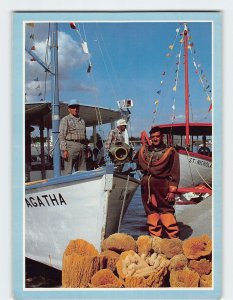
137,126,180,238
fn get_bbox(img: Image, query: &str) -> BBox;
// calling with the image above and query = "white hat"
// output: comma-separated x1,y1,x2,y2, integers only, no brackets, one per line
68,99,80,107
116,118,128,127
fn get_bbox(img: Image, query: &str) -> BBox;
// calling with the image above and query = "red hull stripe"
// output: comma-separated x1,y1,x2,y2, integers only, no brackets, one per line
177,187,212,194
178,150,212,162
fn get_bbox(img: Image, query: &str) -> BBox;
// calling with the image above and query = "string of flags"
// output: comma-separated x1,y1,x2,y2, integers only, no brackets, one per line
26,23,44,101
27,23,36,53
152,24,212,125
154,30,183,123
153,26,181,122
187,31,212,114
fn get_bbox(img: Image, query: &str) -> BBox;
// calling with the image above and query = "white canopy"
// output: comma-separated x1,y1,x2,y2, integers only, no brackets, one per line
25,101,122,128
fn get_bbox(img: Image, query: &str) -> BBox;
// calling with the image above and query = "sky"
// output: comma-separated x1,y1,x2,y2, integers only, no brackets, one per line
25,21,212,137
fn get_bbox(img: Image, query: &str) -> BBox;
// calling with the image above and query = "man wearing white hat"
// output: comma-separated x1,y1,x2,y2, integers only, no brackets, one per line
59,99,87,174
105,118,128,151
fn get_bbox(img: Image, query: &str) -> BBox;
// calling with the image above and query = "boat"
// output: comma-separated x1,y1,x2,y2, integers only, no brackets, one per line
149,23,212,195
24,23,140,270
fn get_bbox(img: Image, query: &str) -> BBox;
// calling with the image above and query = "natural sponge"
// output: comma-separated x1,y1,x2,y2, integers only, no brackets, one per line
62,239,102,288
116,250,148,279
183,235,212,259
100,250,120,272
90,269,122,288
151,236,162,254
170,269,200,287
188,258,212,276
160,238,183,259
116,250,169,288
136,235,153,256
102,233,136,253
168,254,188,272
200,273,212,287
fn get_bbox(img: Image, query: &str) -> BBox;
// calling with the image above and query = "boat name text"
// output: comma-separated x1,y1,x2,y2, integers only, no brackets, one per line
188,157,212,168
25,193,67,208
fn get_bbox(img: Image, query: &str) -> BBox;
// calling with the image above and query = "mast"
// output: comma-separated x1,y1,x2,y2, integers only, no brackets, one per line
183,23,190,148
26,23,61,177
50,23,61,177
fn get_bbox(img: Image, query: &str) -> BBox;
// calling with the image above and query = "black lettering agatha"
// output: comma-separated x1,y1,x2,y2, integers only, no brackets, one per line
49,194,59,206
59,193,67,205
25,193,67,208
41,194,50,206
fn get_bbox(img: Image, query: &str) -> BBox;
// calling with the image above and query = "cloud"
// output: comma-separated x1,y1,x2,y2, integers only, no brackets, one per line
25,26,92,101
60,80,98,93
174,114,185,121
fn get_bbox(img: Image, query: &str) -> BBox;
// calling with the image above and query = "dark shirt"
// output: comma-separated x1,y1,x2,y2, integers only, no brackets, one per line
198,146,211,156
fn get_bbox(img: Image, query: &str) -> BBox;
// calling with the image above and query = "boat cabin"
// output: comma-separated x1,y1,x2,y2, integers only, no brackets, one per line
158,122,212,155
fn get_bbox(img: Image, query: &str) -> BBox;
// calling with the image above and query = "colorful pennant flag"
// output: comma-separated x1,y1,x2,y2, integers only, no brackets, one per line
81,42,89,54
172,85,177,92
208,103,212,112
169,45,174,50
70,22,76,29
207,95,211,101
87,63,92,73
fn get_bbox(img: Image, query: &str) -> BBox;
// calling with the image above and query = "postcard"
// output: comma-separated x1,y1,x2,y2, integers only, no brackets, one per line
12,11,221,299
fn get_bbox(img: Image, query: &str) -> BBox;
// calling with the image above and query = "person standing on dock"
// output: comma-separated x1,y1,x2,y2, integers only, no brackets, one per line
137,126,180,239
59,99,87,174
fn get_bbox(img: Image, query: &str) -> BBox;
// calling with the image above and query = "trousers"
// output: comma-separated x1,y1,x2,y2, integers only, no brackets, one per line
141,175,179,238
63,141,86,175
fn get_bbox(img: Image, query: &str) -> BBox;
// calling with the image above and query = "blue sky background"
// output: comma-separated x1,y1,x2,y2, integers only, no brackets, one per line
25,21,212,137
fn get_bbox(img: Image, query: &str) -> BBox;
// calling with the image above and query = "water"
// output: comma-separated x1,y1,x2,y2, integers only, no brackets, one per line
120,187,148,237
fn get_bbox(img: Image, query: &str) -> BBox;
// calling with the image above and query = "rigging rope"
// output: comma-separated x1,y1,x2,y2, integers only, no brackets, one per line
82,23,93,71
97,25,122,100
117,174,130,233
70,22,107,143
43,23,51,102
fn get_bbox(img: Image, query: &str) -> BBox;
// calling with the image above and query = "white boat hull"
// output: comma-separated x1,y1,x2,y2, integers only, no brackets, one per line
25,168,139,270
178,151,212,188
